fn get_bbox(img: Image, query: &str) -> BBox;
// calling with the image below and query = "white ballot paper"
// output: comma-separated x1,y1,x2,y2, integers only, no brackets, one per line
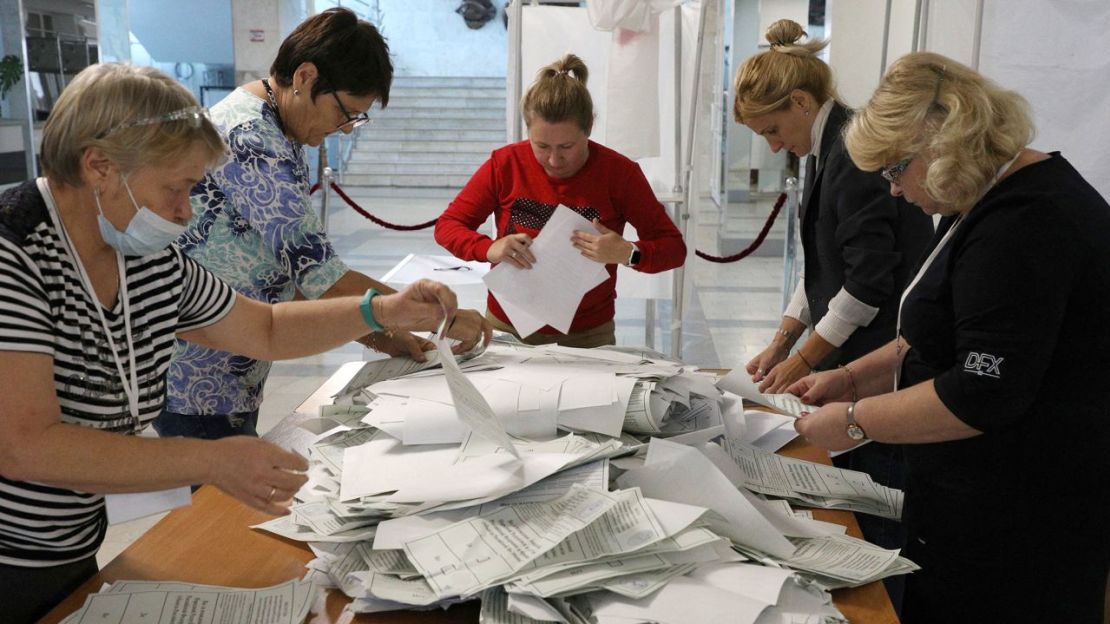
105,487,191,525
64,579,315,624
403,484,619,598
436,319,520,458
616,438,796,559
717,368,818,418
586,575,771,624
483,205,608,337
381,253,489,286
722,440,903,520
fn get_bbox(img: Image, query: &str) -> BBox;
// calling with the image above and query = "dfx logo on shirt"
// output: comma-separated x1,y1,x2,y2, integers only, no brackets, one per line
963,352,1003,378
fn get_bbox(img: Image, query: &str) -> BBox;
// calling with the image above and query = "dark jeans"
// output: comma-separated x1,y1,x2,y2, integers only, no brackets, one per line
0,556,98,623
153,409,260,440
831,441,907,614
153,409,260,492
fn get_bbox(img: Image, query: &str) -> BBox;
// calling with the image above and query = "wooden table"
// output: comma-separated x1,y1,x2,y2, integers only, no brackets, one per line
42,438,897,624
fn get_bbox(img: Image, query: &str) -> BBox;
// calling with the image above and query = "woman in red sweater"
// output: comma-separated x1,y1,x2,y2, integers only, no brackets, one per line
435,54,686,348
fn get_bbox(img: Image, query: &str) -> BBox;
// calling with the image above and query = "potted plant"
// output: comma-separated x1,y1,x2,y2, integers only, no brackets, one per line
0,54,25,117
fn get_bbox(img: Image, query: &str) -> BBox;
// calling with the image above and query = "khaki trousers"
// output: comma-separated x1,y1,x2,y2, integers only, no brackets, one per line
486,312,616,349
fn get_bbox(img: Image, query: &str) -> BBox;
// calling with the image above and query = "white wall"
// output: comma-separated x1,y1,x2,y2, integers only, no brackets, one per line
378,0,506,77
758,0,807,37
131,0,234,65
231,0,285,82
826,0,889,108
979,1,1110,198
830,0,1110,199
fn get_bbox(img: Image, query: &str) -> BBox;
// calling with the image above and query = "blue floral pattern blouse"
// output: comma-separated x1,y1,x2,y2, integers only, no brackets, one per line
166,88,349,415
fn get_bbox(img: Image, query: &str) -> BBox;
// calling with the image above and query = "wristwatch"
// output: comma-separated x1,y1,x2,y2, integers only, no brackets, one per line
845,402,868,441
627,243,641,267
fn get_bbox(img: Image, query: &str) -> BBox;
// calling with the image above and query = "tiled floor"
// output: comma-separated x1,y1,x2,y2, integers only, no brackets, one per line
96,186,793,567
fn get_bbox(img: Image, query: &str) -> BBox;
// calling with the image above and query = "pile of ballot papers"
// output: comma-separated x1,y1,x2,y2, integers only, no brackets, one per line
247,338,916,623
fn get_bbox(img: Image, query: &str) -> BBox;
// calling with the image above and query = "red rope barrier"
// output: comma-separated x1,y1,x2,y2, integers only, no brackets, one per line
311,181,786,263
310,181,438,231
695,191,787,263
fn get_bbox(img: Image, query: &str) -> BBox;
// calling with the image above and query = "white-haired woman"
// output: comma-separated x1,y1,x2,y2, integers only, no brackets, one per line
0,63,461,622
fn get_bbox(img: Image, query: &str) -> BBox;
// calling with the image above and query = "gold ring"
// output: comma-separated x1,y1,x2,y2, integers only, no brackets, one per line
266,486,276,502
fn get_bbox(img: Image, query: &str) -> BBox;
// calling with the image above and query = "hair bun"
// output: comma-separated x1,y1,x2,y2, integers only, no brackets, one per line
765,19,806,48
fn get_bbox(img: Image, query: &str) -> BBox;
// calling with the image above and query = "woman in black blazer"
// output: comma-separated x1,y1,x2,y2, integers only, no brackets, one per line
736,19,933,396
730,20,933,606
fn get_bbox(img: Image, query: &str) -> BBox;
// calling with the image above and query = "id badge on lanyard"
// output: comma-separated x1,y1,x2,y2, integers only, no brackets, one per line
39,178,142,430
892,152,1022,390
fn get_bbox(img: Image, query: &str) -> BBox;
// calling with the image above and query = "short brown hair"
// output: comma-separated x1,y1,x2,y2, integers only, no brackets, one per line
271,7,393,107
733,19,835,123
40,63,224,188
521,54,594,134
845,52,1034,211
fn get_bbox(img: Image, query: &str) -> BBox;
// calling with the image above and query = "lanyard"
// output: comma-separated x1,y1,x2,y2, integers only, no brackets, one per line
39,178,141,426
893,152,1022,390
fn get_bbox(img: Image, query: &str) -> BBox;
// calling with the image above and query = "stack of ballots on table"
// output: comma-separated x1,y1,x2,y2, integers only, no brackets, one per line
58,579,315,624
252,339,916,623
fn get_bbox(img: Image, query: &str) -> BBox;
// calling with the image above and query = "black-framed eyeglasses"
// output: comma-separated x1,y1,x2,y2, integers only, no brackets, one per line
329,90,372,131
880,157,913,184
96,106,210,139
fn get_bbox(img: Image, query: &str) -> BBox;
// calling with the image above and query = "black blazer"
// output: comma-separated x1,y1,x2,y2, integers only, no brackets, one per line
800,103,934,365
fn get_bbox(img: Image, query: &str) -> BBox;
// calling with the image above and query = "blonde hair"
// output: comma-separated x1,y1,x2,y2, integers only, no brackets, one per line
41,63,225,188
521,54,594,134
733,19,835,123
845,52,1034,211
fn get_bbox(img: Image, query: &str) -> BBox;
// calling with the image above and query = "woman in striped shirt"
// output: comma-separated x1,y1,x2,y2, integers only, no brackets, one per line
0,63,461,623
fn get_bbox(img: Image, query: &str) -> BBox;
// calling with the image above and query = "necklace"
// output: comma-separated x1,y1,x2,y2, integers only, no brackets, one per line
261,78,284,132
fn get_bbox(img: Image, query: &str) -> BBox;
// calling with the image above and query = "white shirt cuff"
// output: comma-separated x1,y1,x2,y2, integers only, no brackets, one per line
813,287,880,347
783,279,811,327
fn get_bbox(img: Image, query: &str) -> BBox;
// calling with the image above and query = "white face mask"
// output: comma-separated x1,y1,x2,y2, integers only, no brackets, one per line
95,175,186,257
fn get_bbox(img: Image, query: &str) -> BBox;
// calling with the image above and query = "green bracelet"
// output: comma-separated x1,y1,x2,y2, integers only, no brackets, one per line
360,288,385,332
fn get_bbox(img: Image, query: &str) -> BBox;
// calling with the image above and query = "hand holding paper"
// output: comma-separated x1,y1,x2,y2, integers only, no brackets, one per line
572,218,634,265
718,368,817,418
483,205,608,337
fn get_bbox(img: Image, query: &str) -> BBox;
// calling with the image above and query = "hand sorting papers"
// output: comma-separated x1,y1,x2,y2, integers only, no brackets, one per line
718,367,818,418
483,205,608,337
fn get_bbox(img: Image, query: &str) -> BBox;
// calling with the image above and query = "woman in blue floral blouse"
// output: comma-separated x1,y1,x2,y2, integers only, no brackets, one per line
157,8,491,440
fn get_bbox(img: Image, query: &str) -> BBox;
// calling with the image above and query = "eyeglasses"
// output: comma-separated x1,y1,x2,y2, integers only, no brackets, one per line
96,106,210,139
329,90,372,131
880,157,913,184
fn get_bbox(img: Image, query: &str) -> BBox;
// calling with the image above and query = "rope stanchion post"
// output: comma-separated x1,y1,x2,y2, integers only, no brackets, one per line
320,167,333,231
781,177,800,313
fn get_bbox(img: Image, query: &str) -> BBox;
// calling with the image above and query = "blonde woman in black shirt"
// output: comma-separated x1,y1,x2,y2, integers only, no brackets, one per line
791,52,1110,623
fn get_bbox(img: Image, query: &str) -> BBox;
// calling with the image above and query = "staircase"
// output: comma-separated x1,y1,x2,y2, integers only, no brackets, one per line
341,76,507,191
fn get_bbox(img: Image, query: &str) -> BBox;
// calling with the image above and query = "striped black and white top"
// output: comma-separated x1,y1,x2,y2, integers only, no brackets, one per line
0,180,236,567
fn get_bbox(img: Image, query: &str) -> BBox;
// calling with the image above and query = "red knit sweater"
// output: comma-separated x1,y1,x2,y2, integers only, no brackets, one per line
435,140,686,334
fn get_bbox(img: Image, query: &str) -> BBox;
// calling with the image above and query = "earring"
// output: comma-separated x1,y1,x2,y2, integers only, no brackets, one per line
294,89,301,96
